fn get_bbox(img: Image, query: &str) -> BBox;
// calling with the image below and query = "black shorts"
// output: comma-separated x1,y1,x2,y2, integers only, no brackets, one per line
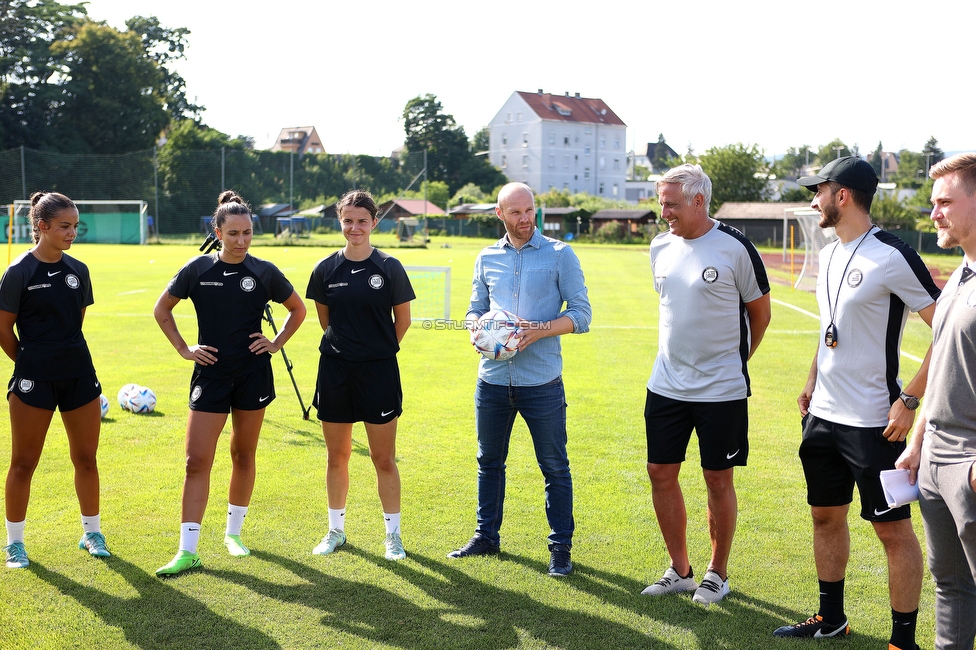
798,413,910,522
314,356,402,424
644,390,749,469
7,374,101,412
189,364,275,413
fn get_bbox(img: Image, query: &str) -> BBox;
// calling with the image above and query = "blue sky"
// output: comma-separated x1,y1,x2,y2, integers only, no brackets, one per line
83,0,975,159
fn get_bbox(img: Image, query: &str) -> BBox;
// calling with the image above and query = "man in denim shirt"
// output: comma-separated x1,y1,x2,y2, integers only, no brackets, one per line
448,182,591,576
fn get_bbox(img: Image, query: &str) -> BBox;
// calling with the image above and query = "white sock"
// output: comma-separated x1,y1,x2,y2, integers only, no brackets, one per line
180,522,201,553
81,514,101,534
384,512,401,536
328,508,346,531
6,519,25,545
226,504,248,536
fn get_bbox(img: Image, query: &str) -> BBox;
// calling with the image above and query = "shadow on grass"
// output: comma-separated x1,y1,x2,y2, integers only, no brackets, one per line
30,556,279,650
212,548,673,650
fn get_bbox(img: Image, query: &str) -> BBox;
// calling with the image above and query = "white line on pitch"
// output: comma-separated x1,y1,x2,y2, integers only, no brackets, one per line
117,289,147,295
772,297,923,363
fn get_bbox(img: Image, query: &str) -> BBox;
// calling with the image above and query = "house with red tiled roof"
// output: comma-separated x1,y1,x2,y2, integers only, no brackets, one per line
269,126,324,156
488,90,627,198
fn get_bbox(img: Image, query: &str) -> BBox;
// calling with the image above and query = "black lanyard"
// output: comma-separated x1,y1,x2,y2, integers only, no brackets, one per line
823,226,875,348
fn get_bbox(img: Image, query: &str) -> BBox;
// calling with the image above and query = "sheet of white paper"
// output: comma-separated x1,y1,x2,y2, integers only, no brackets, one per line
880,468,920,507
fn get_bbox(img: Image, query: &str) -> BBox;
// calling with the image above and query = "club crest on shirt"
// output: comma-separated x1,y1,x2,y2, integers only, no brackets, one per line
369,274,384,290
18,378,33,393
240,276,256,292
191,385,203,402
847,269,863,288
702,267,719,283
65,274,80,289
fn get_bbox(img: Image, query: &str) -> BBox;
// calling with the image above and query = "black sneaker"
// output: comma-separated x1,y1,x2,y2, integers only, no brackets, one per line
547,543,572,577
773,615,850,638
447,535,499,558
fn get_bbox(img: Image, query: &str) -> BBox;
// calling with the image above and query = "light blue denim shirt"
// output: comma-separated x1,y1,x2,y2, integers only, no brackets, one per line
467,229,591,386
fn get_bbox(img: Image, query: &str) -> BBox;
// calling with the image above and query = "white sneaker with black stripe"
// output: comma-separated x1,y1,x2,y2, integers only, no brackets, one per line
692,570,730,605
641,566,697,595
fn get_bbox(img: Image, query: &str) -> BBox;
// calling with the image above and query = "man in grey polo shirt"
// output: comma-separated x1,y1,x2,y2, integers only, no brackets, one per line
898,152,976,650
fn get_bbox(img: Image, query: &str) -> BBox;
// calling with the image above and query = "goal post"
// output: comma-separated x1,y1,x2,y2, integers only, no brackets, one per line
9,200,149,244
784,207,836,291
404,266,450,321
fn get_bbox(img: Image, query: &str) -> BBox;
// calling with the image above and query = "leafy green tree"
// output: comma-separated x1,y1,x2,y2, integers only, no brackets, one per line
696,143,770,209
52,20,168,153
651,133,673,172
450,182,488,208
631,164,651,181
816,139,851,165
124,15,200,121
776,186,810,203
922,136,944,171
891,149,926,189
869,141,884,176
470,126,490,154
772,145,813,179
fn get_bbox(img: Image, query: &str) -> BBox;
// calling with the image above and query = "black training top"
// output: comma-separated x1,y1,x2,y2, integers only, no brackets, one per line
0,250,96,380
167,253,294,378
306,249,415,361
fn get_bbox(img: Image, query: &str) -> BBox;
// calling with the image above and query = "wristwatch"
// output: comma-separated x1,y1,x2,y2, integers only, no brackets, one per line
899,391,920,410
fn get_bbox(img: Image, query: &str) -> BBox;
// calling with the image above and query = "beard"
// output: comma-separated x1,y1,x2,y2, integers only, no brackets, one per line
818,201,840,229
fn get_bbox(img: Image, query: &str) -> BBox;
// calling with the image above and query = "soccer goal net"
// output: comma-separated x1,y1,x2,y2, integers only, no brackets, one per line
786,207,836,292
405,266,450,321
9,200,150,244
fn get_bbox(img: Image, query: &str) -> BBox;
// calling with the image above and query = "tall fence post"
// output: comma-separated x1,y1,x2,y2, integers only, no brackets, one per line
153,145,159,235
221,146,225,191
20,145,26,200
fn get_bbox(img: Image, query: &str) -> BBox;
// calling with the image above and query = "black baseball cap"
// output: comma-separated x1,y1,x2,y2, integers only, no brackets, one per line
797,156,879,194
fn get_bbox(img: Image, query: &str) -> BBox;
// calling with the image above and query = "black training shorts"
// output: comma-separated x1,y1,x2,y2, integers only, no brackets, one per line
644,390,749,470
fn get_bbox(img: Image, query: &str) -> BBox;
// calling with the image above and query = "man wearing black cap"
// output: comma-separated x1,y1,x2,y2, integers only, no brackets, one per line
772,156,940,650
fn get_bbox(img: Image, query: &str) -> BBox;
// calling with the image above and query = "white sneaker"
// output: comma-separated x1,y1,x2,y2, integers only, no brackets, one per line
641,566,697,595
692,570,730,605
312,528,346,556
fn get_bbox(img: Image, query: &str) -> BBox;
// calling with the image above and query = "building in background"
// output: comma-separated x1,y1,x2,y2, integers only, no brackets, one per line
270,126,324,155
488,90,627,197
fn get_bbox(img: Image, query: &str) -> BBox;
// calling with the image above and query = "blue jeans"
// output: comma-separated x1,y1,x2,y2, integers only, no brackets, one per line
474,378,574,546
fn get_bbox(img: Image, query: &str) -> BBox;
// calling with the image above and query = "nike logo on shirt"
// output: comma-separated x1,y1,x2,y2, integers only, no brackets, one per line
351,268,365,274
48,271,61,276
223,271,238,276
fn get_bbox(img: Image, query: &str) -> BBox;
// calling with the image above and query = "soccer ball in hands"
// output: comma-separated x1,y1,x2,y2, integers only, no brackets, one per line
472,309,522,361
126,386,157,414
99,394,109,419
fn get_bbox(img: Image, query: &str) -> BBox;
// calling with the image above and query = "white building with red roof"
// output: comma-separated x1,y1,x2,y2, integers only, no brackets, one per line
488,90,627,197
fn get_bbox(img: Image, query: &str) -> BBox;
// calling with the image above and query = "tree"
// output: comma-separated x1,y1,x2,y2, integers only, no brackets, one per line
450,182,488,208
124,15,201,121
402,95,506,195
651,133,673,172
696,143,770,209
772,145,813,179
816,139,851,166
922,136,944,171
869,141,884,176
52,20,168,153
470,126,490,154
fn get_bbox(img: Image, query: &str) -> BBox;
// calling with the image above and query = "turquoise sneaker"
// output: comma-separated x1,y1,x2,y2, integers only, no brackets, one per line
384,532,406,561
79,532,111,557
4,542,29,569
155,550,201,577
223,534,250,557
312,529,346,556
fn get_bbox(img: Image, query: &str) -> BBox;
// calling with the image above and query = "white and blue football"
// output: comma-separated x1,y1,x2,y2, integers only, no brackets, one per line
126,386,157,414
117,383,139,410
99,394,109,419
472,309,521,361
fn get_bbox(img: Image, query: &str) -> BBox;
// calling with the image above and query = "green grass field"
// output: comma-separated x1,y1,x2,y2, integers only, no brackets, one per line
0,235,943,649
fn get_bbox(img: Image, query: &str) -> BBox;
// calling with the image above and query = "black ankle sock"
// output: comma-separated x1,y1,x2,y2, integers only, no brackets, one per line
890,608,918,650
817,578,845,624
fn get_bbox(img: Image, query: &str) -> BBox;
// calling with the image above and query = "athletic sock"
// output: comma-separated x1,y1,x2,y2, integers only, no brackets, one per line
384,512,401,536
6,519,25,545
328,508,346,532
817,578,846,624
180,522,202,554
225,504,248,536
890,607,918,650
81,514,101,534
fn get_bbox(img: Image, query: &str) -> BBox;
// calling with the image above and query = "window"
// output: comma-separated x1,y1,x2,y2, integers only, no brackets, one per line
599,156,605,170
501,155,507,168
507,112,512,123
600,137,606,148
502,133,507,146
549,131,555,145
585,145,591,156
563,155,570,168
522,133,528,147
599,182,605,195
564,183,569,190
585,126,592,135
548,154,555,168
517,112,522,122
613,158,620,171
614,137,620,149
564,133,570,146
584,168,591,180
612,183,619,196
522,155,528,168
